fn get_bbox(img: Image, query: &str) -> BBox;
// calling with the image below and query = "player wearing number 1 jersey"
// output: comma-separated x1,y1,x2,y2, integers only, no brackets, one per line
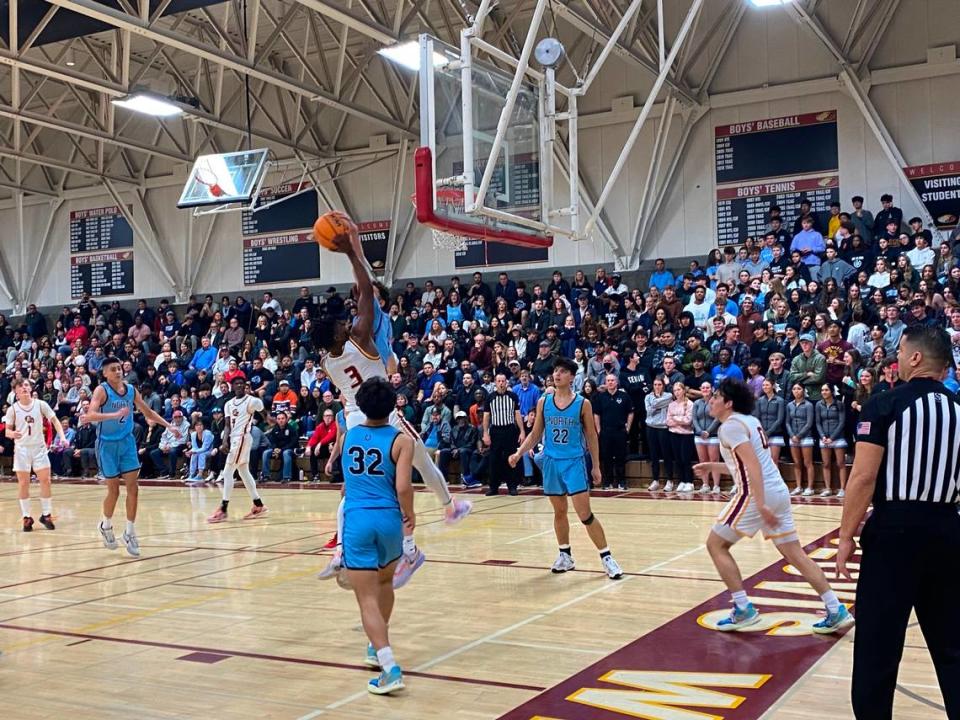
510,356,623,579
694,379,853,634
5,379,67,531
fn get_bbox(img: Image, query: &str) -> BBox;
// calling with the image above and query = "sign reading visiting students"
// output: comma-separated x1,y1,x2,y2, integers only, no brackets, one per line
905,162,960,229
715,111,839,246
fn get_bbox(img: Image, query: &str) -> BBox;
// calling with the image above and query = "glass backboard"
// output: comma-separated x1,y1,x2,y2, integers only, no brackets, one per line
418,34,549,244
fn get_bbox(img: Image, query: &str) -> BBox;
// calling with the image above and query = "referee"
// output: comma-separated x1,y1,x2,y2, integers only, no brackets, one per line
837,325,960,719
593,373,634,490
482,372,525,496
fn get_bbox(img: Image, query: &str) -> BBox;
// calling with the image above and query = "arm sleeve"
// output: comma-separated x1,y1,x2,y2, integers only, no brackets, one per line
855,394,890,445
830,402,845,440
797,403,814,437
815,402,826,438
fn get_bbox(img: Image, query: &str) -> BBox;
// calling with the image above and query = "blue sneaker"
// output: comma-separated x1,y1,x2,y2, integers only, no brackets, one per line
364,643,380,668
812,604,854,634
716,602,760,632
393,549,426,589
368,665,404,695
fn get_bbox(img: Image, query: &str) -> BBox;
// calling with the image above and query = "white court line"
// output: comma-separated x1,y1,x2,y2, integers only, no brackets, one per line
506,529,554,545
485,639,606,655
302,542,709,716
815,673,941,691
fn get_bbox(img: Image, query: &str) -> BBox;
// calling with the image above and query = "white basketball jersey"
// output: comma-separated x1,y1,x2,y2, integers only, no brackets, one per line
322,338,386,414
5,400,54,450
225,395,264,442
718,412,784,493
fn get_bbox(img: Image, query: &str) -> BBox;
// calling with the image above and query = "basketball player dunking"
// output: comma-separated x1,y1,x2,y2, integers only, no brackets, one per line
5,379,67,531
83,357,180,557
314,211,471,589
206,376,268,523
694,379,853,633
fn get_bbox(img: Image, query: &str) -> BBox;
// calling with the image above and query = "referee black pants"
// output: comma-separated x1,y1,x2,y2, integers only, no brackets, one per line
852,503,960,720
600,430,627,488
488,426,520,494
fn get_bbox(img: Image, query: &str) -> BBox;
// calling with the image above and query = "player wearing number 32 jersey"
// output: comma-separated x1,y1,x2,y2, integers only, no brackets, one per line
695,379,853,634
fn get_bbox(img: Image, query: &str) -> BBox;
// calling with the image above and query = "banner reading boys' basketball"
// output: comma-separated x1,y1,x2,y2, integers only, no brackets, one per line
905,162,960,229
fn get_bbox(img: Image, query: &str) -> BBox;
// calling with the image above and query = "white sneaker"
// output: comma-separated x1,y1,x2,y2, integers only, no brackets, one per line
802,488,815,497
550,552,576,573
647,481,660,492
99,522,117,550
712,485,721,494
664,481,675,492
318,549,342,580
699,483,710,494
602,554,623,579
820,488,833,497
122,530,140,557
790,487,803,496
204,471,216,483
837,489,845,499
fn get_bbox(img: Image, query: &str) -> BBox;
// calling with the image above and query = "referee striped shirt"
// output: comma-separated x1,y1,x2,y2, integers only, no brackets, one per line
484,390,520,427
856,377,960,505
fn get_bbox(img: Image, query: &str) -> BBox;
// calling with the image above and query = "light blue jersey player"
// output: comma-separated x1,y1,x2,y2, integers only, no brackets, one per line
84,357,180,558
351,282,397,374
339,376,414,696
541,393,589,496
510,356,623,579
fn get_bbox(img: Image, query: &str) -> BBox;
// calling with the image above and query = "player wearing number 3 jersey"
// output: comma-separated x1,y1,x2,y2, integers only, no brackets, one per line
694,380,853,634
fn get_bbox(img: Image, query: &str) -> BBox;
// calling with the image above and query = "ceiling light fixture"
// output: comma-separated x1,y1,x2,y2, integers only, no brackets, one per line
111,90,197,118
749,0,791,6
377,40,449,72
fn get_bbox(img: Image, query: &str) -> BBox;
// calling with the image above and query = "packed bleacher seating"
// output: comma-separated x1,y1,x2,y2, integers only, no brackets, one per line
3,194,959,494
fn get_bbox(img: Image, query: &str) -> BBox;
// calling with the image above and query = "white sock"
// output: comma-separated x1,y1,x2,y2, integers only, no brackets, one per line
125,520,136,536
41,497,52,515
402,534,418,560
101,516,113,529
376,646,397,672
336,497,345,545
821,589,840,614
731,590,750,610
19,498,31,517
237,465,260,502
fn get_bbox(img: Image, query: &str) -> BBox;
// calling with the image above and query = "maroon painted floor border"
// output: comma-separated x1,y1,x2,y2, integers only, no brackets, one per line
497,527,856,720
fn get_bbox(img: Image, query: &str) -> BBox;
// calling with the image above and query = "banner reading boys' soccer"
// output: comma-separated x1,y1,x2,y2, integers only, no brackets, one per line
905,162,960,229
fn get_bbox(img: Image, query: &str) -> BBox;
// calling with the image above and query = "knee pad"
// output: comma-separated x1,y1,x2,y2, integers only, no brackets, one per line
581,513,595,526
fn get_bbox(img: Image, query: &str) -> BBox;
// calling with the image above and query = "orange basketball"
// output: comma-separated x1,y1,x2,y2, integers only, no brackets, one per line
313,211,350,251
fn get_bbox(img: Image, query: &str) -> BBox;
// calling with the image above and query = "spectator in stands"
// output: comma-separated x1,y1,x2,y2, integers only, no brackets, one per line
185,419,215,484
789,333,826,397
150,409,190,479
791,215,825,267
873,193,902,234
850,195,874,243
260,411,298,483
304,409,337,481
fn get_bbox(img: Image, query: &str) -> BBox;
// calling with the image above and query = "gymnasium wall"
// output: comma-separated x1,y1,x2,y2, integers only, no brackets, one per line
1,9,958,311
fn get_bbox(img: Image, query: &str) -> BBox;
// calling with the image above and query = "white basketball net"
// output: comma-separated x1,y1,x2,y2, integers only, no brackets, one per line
431,227,469,252
412,187,471,252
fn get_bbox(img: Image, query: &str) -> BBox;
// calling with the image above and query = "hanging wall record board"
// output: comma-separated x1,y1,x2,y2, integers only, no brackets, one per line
715,111,839,246
243,232,320,285
241,183,318,236
69,206,133,254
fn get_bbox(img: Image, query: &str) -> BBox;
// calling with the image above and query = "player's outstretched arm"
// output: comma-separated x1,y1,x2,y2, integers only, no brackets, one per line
133,389,178,435
332,211,375,345
393,434,415,531
581,398,603,485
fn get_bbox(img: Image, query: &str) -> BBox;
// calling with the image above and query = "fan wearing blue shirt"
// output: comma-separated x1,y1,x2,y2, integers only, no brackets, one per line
649,258,675,292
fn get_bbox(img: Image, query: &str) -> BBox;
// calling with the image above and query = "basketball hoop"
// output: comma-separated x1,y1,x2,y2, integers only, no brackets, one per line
411,187,471,252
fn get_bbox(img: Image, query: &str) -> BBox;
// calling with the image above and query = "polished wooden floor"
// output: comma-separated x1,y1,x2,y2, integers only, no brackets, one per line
0,480,944,719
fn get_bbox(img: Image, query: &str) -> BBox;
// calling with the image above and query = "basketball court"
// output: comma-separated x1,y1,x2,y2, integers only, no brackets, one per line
0,481,943,719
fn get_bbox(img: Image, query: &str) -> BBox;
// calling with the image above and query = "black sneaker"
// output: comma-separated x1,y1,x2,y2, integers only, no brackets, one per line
22,516,34,532
484,490,499,496
508,488,519,496
39,514,55,530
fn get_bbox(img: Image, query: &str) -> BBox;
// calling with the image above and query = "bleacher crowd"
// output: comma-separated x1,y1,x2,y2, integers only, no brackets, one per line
2,193,959,495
